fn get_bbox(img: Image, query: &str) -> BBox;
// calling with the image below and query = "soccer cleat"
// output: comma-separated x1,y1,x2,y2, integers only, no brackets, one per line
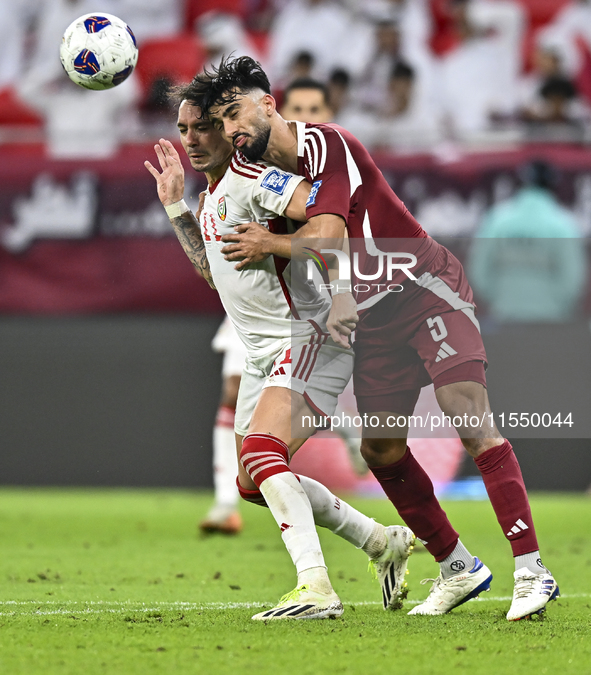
506,568,559,621
407,557,493,615
369,525,416,610
199,505,242,535
252,584,343,621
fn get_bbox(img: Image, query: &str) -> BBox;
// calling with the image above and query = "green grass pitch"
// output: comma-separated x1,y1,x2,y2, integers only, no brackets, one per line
0,489,590,675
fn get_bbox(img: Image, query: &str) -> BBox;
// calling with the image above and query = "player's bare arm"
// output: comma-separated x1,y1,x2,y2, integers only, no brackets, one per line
222,211,356,347
145,139,215,289
221,208,344,268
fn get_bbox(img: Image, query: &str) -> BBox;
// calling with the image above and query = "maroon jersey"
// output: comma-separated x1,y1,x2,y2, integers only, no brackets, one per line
295,121,441,309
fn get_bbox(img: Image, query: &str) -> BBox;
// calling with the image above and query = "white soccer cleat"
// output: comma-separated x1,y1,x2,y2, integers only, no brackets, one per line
506,568,559,621
369,525,416,610
408,557,493,615
252,584,344,621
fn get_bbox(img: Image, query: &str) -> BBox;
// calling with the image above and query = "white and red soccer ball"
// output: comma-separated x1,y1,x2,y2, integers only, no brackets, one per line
60,13,138,91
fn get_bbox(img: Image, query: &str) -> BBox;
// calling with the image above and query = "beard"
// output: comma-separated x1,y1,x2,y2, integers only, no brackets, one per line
240,122,271,162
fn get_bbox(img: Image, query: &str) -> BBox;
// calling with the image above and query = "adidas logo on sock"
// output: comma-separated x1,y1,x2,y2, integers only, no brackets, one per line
506,519,529,536
280,522,292,533
435,342,457,362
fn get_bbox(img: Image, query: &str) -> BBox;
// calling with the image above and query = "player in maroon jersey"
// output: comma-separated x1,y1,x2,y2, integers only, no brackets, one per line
182,56,559,621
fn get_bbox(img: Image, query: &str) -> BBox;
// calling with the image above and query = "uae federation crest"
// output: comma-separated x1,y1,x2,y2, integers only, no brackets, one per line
217,196,227,221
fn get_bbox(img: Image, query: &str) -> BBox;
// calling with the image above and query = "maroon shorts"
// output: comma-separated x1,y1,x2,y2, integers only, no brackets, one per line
353,245,487,415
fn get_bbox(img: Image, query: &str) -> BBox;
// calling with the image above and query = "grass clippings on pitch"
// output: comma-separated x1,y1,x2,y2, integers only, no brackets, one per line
0,489,589,675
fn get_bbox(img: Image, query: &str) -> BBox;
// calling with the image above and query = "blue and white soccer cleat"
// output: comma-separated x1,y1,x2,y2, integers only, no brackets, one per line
369,526,416,610
407,557,493,615
506,568,559,621
252,584,344,621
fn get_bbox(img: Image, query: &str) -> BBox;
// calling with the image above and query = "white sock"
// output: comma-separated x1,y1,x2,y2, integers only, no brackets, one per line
259,472,326,575
298,566,333,594
439,540,475,579
212,408,239,508
515,551,549,575
298,475,377,551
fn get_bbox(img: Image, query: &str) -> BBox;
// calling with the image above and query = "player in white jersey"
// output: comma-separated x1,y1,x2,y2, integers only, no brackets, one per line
202,80,366,535
145,100,415,620
200,315,247,535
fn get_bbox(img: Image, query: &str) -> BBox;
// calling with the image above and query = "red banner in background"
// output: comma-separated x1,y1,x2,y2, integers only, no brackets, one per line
0,142,590,314
0,143,222,314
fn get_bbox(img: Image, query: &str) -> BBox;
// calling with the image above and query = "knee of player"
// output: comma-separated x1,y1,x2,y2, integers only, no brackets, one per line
236,477,268,507
360,437,406,461
463,436,505,458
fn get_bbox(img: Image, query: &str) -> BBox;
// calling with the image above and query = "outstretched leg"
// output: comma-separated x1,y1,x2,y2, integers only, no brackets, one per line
436,380,559,620
237,387,415,615
360,419,492,615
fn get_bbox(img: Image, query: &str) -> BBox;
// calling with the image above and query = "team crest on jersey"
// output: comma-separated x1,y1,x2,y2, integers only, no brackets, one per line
217,196,227,221
306,180,322,207
261,169,291,195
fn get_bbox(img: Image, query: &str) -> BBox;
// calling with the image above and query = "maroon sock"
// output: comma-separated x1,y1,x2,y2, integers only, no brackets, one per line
474,440,539,556
369,447,459,561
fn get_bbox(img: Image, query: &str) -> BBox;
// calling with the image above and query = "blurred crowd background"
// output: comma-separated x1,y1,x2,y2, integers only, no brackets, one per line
1,0,591,156
1,0,590,490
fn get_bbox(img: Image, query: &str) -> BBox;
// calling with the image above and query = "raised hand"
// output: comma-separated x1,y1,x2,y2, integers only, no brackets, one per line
144,138,186,207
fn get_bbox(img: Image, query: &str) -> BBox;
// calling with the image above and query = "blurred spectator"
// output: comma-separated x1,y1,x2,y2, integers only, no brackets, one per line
518,40,566,112
286,51,315,82
16,0,140,157
361,0,432,59
353,15,438,129
524,76,589,124
468,160,587,323
19,68,139,158
105,0,182,42
436,0,525,137
280,78,333,123
539,0,591,78
327,68,351,119
267,0,371,85
0,1,37,89
0,1,40,127
197,11,262,68
338,60,441,150
355,19,406,111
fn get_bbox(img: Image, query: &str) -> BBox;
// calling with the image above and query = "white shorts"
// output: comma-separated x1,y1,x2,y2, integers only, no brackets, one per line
234,332,354,437
212,315,248,378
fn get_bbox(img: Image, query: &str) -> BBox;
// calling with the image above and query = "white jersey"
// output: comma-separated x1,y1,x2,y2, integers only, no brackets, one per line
200,151,329,358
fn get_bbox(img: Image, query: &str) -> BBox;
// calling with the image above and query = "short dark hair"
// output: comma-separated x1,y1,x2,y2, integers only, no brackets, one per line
391,61,414,81
518,160,558,190
172,55,271,116
283,78,329,106
329,68,350,88
540,76,576,100
292,51,314,69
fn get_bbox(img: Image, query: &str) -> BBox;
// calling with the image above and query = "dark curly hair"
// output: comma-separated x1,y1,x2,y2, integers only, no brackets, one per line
171,55,271,117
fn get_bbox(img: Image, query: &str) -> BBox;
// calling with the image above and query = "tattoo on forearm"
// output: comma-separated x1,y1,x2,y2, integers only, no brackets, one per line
169,212,215,289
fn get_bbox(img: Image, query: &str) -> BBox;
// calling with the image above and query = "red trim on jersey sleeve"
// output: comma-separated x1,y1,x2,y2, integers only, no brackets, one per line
233,153,264,176
302,125,352,223
230,164,260,180
236,151,267,171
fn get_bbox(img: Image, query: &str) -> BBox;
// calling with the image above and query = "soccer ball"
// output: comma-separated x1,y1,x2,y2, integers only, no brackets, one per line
60,13,138,91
